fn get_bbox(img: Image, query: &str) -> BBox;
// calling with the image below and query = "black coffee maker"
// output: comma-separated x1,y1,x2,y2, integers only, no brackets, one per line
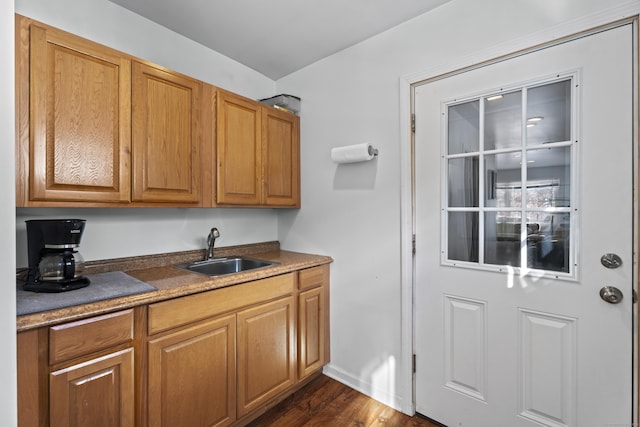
24,219,90,292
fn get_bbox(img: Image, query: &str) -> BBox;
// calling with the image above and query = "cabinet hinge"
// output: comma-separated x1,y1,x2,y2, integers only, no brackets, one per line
412,234,416,255
633,289,637,304
411,114,416,133
412,354,417,373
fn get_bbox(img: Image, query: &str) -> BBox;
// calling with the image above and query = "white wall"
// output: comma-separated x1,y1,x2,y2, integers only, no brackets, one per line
14,0,283,268
16,0,275,98
275,0,637,413
1,0,17,424
15,208,279,267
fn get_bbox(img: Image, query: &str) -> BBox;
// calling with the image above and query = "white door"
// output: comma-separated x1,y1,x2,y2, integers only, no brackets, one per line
414,24,634,427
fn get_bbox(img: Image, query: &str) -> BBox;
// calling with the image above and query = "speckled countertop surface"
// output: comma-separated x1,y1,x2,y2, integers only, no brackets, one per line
17,242,332,332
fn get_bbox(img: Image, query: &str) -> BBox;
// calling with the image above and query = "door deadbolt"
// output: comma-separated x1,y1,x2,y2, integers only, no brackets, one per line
600,286,624,304
600,253,622,269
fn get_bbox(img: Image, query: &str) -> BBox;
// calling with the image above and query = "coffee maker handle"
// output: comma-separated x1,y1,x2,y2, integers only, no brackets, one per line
62,252,76,279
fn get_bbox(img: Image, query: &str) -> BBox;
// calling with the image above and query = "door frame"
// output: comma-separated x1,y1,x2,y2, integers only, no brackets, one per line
398,3,640,419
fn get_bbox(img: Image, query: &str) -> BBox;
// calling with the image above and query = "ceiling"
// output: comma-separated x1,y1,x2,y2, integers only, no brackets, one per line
108,0,450,80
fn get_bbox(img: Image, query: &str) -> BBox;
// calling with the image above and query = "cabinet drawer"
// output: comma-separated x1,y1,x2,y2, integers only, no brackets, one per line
298,265,328,290
148,273,295,335
49,309,134,365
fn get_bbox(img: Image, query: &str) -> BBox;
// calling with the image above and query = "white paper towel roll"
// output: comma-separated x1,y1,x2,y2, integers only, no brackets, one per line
331,143,377,164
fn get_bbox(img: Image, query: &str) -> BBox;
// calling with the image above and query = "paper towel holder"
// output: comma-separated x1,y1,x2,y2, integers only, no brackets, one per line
331,142,379,164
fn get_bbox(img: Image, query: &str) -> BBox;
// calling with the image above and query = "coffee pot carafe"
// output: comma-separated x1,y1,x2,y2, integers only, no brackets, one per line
38,250,86,281
24,219,90,292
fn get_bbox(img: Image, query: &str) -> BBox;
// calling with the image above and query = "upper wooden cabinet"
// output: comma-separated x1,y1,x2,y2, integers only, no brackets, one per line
21,22,132,204
216,90,262,205
17,16,204,207
217,90,300,207
16,15,300,208
132,61,202,203
262,107,300,207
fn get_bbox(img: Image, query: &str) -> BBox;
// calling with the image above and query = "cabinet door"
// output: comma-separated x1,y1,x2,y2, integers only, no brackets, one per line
132,61,201,203
216,91,262,205
298,286,325,379
18,329,45,427
49,348,134,427
28,24,131,203
148,314,236,427
262,108,300,207
237,296,295,417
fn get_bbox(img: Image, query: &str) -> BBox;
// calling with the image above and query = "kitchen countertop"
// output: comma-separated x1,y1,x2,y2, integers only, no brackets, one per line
17,243,332,332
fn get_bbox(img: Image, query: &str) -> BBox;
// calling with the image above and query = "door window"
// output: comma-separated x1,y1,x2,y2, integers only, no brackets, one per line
443,77,576,276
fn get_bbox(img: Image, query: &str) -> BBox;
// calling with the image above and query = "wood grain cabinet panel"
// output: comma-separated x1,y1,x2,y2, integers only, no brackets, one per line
18,16,301,208
237,296,296,417
49,309,134,365
16,266,331,427
216,90,300,207
49,348,135,427
297,265,330,380
27,23,131,203
148,273,295,335
262,107,300,207
132,61,202,203
148,314,236,427
216,90,262,205
298,265,327,291
298,286,325,379
17,329,46,427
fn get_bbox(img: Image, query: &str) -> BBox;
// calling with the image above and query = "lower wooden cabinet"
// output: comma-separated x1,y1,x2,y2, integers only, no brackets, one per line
16,309,137,427
298,286,325,379
298,265,330,381
17,329,42,427
236,296,296,417
17,266,331,427
148,314,236,427
49,348,135,427
147,282,297,425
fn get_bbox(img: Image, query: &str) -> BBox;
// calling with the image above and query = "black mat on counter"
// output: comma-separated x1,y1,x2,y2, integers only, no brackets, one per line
17,271,157,316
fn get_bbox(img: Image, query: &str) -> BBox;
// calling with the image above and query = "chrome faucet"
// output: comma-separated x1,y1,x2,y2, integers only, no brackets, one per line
206,228,220,260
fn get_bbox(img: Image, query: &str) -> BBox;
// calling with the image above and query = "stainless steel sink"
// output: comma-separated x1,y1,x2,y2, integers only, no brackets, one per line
176,257,277,277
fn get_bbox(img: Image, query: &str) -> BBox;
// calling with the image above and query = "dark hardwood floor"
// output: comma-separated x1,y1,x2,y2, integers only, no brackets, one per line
247,375,443,427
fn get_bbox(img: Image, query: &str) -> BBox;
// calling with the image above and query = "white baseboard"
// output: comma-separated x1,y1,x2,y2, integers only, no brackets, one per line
322,363,410,415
